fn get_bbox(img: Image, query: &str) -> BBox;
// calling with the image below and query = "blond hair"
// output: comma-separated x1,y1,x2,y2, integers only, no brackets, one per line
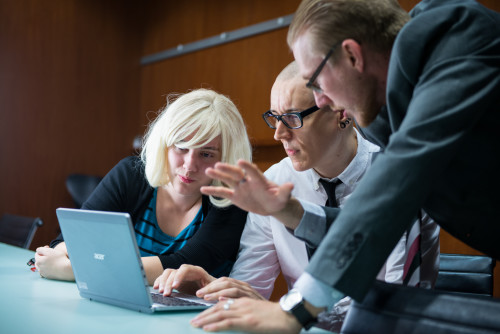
141,88,252,208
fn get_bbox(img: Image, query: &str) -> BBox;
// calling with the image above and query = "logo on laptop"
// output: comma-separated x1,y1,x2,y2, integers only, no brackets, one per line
78,281,88,290
94,253,105,260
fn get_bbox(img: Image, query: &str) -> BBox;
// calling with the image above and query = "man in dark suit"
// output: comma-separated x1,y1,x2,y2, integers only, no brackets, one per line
192,0,500,332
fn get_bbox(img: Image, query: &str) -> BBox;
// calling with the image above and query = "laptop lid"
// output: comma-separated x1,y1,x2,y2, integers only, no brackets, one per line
56,208,213,313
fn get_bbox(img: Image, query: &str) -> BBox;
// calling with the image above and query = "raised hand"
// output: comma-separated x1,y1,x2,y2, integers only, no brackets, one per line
201,160,293,216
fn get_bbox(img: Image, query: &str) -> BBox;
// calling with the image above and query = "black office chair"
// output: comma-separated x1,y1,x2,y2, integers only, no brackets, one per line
65,174,102,208
0,214,43,249
435,253,496,297
341,281,500,334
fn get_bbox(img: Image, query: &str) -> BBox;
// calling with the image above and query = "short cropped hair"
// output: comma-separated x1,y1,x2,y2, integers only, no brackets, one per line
287,0,409,55
276,61,300,82
141,88,252,208
275,61,316,108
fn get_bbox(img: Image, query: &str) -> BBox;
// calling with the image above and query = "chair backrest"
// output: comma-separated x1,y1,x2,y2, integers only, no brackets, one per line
341,281,500,334
66,174,102,208
0,214,43,249
435,253,496,297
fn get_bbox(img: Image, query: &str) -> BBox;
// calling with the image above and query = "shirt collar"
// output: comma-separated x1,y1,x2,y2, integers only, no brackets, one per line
309,128,377,192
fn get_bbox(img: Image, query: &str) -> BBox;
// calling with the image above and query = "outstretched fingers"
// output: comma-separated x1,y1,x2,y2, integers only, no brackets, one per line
205,162,247,187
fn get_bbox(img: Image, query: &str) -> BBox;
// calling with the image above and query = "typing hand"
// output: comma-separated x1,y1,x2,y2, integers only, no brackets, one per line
154,264,216,296
196,277,266,301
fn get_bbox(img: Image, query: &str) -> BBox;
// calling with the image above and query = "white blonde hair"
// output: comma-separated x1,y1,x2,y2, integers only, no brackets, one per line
140,88,252,208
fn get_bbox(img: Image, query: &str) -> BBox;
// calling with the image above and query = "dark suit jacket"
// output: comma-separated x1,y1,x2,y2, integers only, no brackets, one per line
307,0,500,301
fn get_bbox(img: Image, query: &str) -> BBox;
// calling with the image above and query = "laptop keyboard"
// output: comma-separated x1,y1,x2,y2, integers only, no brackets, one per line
151,292,208,307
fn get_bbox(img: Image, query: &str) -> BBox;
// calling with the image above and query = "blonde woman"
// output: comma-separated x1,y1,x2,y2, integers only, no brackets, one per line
36,89,252,284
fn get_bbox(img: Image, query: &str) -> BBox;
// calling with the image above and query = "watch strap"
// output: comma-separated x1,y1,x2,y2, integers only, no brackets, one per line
291,301,317,330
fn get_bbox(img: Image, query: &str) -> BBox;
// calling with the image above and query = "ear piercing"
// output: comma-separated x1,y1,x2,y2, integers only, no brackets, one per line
339,118,352,129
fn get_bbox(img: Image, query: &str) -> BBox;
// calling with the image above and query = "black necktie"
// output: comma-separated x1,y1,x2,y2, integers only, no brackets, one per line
319,178,342,208
306,178,342,259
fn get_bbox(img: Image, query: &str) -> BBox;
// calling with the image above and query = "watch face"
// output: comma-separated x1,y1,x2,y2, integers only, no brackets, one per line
280,289,302,312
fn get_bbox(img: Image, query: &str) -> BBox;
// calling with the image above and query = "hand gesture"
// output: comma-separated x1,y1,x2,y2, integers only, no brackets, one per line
201,160,295,217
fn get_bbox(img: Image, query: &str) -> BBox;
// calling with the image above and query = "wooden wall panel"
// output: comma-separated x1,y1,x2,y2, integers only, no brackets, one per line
141,0,300,55
139,0,301,152
0,0,143,248
139,28,294,148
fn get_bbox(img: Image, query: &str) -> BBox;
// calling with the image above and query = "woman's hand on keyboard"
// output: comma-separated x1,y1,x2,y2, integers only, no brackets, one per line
154,264,216,296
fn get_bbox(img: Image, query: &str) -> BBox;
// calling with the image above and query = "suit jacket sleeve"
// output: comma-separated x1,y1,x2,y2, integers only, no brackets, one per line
306,1,500,301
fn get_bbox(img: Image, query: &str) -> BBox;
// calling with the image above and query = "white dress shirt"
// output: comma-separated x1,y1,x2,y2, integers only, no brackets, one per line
229,130,440,320
230,129,383,295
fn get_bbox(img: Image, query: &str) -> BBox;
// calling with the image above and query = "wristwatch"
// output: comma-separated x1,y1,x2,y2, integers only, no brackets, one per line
279,289,317,330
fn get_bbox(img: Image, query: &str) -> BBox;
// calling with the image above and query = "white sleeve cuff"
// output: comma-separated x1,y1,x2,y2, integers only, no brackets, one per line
294,272,344,311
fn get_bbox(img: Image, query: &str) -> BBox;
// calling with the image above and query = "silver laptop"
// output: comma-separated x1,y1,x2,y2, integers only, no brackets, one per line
56,207,215,313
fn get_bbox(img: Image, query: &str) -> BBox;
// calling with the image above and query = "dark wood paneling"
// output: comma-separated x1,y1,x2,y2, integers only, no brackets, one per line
139,0,301,147
139,29,294,147
141,0,300,56
0,0,143,248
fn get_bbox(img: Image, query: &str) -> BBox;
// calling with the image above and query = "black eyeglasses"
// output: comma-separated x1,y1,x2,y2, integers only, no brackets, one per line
306,40,343,93
262,106,320,129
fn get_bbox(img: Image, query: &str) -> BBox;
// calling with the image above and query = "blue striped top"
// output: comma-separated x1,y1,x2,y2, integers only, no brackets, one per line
135,188,203,257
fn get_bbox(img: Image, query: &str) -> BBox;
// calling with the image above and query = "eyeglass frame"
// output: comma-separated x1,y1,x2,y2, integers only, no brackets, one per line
305,40,344,93
262,105,320,129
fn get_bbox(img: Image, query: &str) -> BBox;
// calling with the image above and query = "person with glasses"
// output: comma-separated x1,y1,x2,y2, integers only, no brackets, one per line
154,62,439,332
193,0,500,332
35,89,252,284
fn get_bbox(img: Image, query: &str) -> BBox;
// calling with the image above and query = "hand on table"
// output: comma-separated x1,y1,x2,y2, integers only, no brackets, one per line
35,245,74,281
196,276,266,301
191,298,302,334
